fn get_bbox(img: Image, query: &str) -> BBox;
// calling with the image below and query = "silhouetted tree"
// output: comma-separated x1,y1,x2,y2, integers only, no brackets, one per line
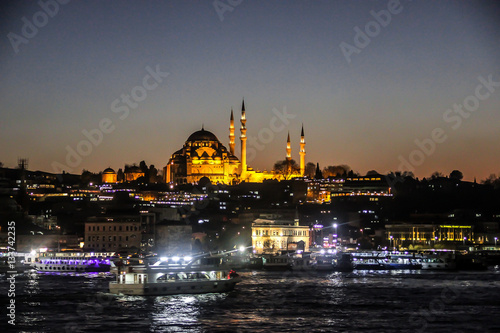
305,162,316,178
449,170,463,181
149,165,159,183
402,171,415,178
366,170,379,176
483,174,500,189
273,159,300,180
431,171,444,179
117,168,124,182
323,165,351,178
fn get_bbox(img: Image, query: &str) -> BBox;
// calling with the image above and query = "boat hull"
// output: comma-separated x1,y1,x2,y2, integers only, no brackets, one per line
110,277,241,296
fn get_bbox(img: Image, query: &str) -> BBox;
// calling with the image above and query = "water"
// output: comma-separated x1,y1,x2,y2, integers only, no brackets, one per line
1,269,500,332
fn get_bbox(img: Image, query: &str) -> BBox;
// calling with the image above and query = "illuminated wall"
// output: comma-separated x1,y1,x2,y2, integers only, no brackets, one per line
251,218,309,254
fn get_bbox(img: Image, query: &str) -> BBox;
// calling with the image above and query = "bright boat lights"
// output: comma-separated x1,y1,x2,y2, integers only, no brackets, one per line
183,256,192,262
239,246,246,252
160,257,168,262
172,256,180,262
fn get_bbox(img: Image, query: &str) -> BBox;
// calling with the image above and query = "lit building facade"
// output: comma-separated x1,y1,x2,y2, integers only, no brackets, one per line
164,100,305,185
124,166,144,182
252,216,310,254
102,167,117,183
84,214,155,252
386,223,474,248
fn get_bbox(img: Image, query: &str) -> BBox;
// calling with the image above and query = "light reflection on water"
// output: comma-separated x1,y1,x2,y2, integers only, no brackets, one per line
1,269,500,332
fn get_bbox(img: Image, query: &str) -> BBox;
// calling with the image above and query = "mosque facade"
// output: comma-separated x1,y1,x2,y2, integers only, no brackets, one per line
163,100,305,185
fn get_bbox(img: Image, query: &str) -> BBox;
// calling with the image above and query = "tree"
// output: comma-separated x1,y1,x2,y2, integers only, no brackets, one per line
402,171,415,178
366,170,379,176
139,160,150,182
483,174,500,189
273,159,300,180
323,165,351,178
305,162,316,178
431,171,444,179
149,164,159,183
449,170,463,181
117,168,124,182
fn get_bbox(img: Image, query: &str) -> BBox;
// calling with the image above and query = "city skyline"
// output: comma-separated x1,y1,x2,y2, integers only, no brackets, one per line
1,1,500,181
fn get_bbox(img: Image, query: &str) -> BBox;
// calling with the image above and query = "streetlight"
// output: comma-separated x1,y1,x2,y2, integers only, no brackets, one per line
463,237,467,245
390,235,393,250
495,237,498,247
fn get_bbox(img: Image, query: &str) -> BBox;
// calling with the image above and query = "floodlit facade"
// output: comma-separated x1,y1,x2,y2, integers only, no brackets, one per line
252,217,310,254
164,100,305,185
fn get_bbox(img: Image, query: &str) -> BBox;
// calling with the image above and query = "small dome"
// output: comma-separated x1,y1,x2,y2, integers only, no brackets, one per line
103,167,115,174
187,128,219,142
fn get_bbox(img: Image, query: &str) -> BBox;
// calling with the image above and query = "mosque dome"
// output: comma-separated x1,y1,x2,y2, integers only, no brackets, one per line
103,167,115,174
186,128,219,142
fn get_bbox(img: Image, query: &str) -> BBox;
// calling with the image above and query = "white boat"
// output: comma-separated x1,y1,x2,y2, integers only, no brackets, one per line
32,251,113,272
109,256,242,296
0,252,33,274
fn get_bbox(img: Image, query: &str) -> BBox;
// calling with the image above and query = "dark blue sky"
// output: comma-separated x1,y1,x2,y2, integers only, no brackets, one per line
1,0,499,180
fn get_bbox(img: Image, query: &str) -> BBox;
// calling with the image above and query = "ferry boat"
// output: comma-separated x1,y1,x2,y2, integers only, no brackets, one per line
381,255,422,270
417,251,457,270
304,252,353,272
0,252,33,274
262,253,293,271
351,251,421,270
109,256,241,296
32,251,113,272
291,252,316,271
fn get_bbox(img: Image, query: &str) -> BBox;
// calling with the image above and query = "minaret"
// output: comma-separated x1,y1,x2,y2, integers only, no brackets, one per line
286,131,292,174
299,124,305,176
240,99,247,178
286,131,292,162
229,108,235,155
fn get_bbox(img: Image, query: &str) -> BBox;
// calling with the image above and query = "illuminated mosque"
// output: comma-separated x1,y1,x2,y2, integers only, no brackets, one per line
163,100,306,185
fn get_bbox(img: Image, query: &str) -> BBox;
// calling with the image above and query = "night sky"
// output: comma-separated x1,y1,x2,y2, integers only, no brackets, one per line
1,0,499,181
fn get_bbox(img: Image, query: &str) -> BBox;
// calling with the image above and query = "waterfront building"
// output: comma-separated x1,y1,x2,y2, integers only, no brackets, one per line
386,223,474,248
84,213,155,252
251,214,309,254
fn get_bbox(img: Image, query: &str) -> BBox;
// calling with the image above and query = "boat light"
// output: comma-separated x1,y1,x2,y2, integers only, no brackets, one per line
172,256,180,262
160,257,168,262
239,246,246,252
184,256,192,262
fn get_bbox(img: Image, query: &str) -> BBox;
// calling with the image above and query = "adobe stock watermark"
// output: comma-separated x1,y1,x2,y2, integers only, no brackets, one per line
213,0,243,22
339,0,410,64
246,106,296,163
7,0,71,54
397,74,499,174
51,65,169,174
